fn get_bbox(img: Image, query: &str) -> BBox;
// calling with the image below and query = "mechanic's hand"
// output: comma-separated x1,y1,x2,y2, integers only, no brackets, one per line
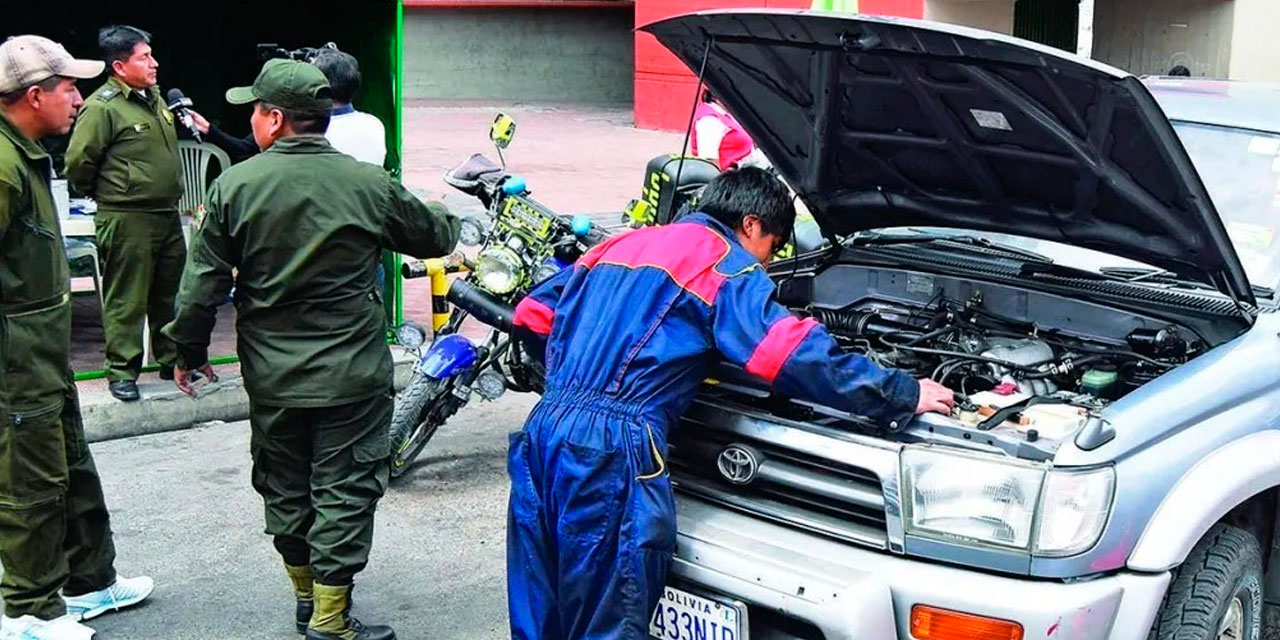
188,109,211,135
915,378,956,415
175,363,218,398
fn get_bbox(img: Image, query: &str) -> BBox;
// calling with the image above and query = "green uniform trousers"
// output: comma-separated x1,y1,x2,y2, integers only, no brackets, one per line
0,386,117,619
94,209,186,381
249,391,393,586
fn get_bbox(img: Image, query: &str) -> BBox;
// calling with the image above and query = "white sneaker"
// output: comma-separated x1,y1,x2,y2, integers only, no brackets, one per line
62,575,154,622
0,614,95,640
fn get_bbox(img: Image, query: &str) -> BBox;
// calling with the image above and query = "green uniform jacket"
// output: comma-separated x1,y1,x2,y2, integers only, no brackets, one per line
64,77,182,212
162,136,460,407
0,115,73,415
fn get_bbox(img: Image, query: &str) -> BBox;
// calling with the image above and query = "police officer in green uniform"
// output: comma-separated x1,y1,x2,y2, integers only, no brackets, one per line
162,60,460,640
0,35,154,640
65,25,184,402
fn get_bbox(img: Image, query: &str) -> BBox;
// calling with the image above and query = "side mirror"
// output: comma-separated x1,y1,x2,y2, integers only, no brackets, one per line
490,113,516,150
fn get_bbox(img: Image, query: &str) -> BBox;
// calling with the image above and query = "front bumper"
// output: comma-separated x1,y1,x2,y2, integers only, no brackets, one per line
671,497,1171,640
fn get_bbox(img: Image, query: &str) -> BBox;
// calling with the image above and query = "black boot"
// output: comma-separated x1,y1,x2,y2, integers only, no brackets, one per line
285,564,314,635
296,599,314,635
304,583,395,640
108,379,140,402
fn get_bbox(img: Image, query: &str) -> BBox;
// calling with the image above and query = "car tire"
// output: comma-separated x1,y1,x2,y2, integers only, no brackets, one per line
1150,523,1264,640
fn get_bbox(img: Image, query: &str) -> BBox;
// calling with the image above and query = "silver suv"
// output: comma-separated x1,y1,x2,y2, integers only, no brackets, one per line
643,11,1280,640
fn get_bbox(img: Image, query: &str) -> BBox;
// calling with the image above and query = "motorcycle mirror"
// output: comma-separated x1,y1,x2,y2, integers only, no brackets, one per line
490,113,516,151
570,215,593,238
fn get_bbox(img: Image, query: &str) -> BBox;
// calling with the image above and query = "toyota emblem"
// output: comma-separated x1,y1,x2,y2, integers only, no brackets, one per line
717,445,759,485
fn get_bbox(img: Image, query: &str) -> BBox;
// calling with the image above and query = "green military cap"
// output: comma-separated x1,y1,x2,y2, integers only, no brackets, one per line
225,59,332,111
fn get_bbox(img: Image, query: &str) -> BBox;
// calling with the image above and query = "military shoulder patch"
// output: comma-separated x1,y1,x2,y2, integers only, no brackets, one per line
96,88,120,101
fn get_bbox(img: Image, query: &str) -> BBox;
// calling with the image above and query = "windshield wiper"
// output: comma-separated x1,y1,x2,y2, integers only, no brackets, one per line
850,232,1053,263
1100,266,1274,297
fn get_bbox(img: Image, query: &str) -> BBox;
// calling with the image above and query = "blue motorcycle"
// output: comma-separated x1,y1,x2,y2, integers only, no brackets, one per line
390,114,607,478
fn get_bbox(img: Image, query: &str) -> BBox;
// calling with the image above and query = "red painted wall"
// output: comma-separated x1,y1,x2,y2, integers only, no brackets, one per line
634,0,924,130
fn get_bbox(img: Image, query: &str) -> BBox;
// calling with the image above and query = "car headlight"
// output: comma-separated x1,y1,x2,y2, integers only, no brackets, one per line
1035,467,1115,556
475,246,524,295
901,447,1114,556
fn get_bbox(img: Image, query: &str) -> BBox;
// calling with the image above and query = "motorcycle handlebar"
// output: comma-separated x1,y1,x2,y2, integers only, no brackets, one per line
447,279,514,333
401,260,429,279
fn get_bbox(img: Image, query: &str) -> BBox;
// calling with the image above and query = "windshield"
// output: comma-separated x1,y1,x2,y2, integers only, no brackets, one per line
1171,121,1280,290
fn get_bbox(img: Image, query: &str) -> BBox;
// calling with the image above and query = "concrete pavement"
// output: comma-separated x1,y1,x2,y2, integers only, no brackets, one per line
77,348,419,444
85,393,536,640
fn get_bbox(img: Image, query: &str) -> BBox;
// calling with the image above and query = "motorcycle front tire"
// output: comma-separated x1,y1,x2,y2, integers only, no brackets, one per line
389,370,450,479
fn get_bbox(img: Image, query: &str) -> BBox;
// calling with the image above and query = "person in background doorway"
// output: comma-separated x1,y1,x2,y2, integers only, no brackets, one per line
310,49,386,167
691,89,770,171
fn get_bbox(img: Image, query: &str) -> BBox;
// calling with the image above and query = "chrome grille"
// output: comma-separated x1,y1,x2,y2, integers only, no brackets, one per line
671,399,894,549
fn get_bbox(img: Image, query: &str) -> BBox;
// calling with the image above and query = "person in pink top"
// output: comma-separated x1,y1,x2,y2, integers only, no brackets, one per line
691,90,771,171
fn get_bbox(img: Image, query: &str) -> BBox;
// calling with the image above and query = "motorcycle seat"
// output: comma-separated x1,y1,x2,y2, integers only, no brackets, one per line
445,153,505,190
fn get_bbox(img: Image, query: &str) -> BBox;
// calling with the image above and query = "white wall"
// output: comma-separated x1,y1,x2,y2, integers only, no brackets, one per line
924,0,1016,34
1229,0,1280,82
1091,0,1234,77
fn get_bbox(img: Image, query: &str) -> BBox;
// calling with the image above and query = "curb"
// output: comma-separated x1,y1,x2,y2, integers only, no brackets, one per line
82,348,419,444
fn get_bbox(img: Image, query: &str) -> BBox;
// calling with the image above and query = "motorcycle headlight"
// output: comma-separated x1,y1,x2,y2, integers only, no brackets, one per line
475,246,524,295
534,259,565,285
459,217,487,247
394,322,428,350
901,447,1113,555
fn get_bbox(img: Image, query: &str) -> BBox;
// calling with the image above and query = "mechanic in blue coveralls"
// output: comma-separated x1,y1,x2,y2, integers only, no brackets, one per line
507,167,955,639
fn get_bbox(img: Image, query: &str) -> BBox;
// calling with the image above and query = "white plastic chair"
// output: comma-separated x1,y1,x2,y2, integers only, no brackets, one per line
139,141,230,366
64,237,103,309
177,141,231,220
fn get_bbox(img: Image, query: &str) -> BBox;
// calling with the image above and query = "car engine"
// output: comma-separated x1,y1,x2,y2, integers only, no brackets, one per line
800,293,1197,439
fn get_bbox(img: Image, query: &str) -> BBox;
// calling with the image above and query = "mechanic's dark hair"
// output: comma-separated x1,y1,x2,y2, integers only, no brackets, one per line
99,25,151,67
257,101,331,135
698,167,795,238
1168,64,1191,77
311,49,361,104
701,89,715,104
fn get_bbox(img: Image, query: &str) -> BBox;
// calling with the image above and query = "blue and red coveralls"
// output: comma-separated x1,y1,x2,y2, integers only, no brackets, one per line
508,213,919,639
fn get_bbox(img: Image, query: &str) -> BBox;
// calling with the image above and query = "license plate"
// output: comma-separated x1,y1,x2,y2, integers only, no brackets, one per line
649,585,747,640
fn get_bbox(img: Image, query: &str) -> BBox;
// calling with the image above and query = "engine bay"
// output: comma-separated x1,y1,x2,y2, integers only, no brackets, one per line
702,262,1224,459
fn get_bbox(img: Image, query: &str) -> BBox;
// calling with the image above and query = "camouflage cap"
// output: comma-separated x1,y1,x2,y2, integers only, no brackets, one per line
225,59,332,112
0,35,104,95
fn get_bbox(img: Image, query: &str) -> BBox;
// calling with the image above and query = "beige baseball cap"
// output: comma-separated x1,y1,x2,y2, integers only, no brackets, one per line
0,35,104,95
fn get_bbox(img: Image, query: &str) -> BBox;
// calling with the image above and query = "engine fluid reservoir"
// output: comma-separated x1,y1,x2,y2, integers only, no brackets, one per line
1080,368,1119,399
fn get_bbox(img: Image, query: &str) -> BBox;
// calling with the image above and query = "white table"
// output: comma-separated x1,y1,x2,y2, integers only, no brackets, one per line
61,215,96,238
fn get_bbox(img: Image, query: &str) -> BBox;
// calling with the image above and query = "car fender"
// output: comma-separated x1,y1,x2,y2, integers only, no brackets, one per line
1128,430,1280,572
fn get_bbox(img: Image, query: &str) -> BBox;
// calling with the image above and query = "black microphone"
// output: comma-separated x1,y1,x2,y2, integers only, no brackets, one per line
166,88,202,143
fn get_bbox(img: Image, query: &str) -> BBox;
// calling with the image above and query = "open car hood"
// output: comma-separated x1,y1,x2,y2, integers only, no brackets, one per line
642,11,1254,304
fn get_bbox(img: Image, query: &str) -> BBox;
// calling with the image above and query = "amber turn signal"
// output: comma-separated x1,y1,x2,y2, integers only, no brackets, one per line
910,605,1024,640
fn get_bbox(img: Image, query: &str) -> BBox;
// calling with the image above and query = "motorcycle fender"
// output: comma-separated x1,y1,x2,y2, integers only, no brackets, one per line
418,334,479,379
